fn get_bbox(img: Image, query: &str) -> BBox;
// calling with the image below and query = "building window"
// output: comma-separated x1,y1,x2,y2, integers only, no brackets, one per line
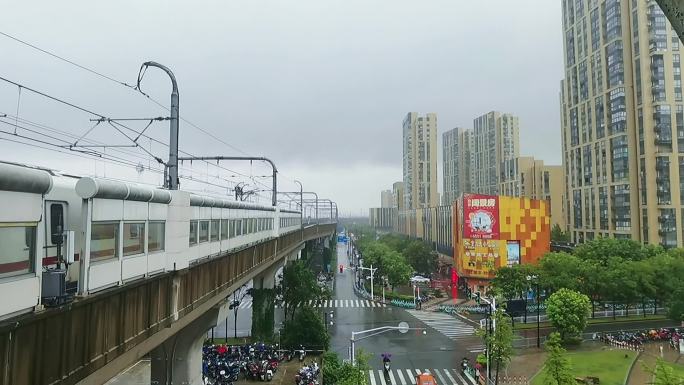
91,222,119,261
659,208,677,248
0,225,36,278
199,220,209,243
611,135,629,182
656,156,672,205
189,221,198,246
123,222,145,257
148,221,165,253
210,219,219,242
221,219,229,240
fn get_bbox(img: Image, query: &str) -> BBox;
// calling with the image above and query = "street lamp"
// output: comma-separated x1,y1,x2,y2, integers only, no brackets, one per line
527,275,541,348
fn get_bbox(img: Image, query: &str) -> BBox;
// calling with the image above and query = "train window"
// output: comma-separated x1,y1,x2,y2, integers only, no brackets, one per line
221,219,229,240
50,204,64,245
189,221,198,246
199,221,209,243
229,220,236,238
210,220,219,242
91,222,119,261
0,225,35,279
236,220,243,236
148,222,165,253
123,222,145,257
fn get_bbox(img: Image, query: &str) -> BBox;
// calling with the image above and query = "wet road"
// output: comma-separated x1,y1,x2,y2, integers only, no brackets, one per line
329,241,483,379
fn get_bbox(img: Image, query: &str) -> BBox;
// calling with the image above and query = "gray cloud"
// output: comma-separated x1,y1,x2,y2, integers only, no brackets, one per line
0,0,563,214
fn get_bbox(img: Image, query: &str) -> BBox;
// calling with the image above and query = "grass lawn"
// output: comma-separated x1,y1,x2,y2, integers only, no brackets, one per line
665,361,684,378
531,349,637,385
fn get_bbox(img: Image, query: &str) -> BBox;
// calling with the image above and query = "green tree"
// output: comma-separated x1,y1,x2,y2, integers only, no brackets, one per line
491,264,538,300
667,284,684,323
478,309,514,384
278,261,322,321
538,252,581,293
322,350,371,385
383,250,413,290
574,238,660,265
545,288,591,341
403,240,437,275
603,257,638,319
542,332,575,385
550,224,570,243
644,358,684,385
280,306,329,350
577,258,607,318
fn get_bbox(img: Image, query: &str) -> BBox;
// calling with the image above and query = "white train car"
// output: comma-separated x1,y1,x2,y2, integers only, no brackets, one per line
0,161,302,320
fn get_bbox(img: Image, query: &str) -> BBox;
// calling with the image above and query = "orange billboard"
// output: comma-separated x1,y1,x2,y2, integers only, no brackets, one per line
454,195,551,280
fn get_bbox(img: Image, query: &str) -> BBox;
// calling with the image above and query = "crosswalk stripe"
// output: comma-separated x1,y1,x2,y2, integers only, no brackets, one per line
414,369,422,375
369,370,377,385
355,300,360,307
396,369,406,385
405,369,414,382
433,368,447,384
452,369,470,384
371,301,376,307
388,370,398,384
443,368,457,383
377,370,387,385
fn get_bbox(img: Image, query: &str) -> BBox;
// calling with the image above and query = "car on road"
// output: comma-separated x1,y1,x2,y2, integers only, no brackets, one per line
409,275,430,284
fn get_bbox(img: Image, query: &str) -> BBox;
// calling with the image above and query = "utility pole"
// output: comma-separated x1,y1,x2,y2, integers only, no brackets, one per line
137,61,179,189
177,156,278,206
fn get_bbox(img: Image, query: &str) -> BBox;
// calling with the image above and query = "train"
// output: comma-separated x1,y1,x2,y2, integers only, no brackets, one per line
0,161,302,321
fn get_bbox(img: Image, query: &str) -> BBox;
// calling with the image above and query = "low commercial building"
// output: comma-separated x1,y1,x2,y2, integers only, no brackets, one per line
452,193,551,294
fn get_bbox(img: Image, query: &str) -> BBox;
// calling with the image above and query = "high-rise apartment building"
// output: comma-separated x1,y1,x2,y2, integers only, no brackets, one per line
471,111,520,195
403,112,438,209
380,190,394,208
560,0,684,247
500,156,566,229
442,127,464,205
392,181,405,211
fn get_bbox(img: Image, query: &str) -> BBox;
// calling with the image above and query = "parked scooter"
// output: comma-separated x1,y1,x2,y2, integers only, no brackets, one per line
297,345,307,362
259,360,274,381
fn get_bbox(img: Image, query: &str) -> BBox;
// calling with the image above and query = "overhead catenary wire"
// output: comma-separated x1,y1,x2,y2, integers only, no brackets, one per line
0,77,270,189
0,33,282,202
0,29,252,156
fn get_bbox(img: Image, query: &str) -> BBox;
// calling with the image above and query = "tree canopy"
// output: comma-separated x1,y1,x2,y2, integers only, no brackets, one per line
545,289,591,341
542,332,575,385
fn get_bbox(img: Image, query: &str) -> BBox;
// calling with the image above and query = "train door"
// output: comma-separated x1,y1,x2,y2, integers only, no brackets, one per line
44,201,67,266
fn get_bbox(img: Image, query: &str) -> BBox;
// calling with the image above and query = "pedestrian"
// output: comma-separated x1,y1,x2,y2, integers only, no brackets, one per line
660,345,664,357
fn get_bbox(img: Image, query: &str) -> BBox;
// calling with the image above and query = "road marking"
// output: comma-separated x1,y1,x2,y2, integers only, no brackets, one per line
453,369,474,385
378,370,387,385
396,369,406,385
370,301,376,307
388,369,397,385
405,369,414,382
369,370,377,385
355,299,360,307
405,309,476,341
432,368,447,384
443,368,457,383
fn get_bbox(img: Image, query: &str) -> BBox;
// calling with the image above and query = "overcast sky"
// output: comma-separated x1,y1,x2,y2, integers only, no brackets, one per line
0,0,563,216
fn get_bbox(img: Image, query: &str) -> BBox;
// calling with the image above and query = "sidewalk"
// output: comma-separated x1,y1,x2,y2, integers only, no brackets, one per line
627,343,682,385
